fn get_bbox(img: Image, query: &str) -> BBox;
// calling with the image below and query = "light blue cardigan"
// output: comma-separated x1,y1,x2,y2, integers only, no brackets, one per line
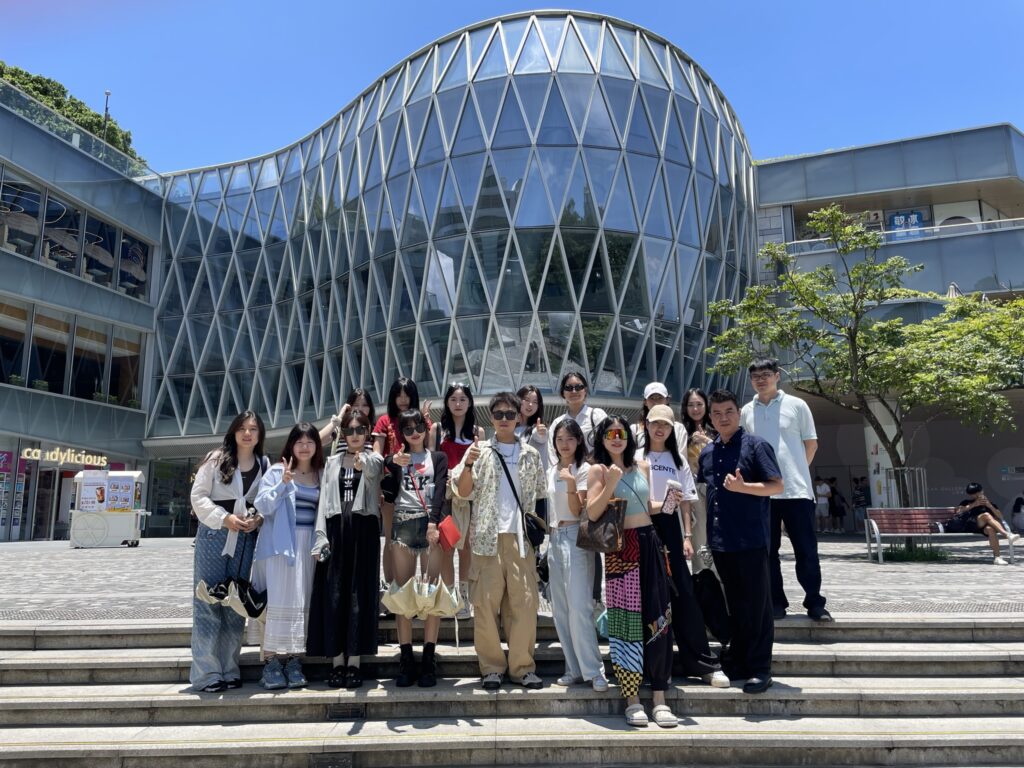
253,463,303,566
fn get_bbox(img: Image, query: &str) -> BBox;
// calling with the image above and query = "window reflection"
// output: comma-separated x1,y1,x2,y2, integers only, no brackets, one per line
0,297,29,385
28,307,72,394
110,326,143,408
0,171,42,260
83,214,117,287
71,317,110,401
118,234,149,299
42,193,82,276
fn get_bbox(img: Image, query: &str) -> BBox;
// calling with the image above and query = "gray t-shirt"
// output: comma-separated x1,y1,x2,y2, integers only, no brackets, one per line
394,451,435,514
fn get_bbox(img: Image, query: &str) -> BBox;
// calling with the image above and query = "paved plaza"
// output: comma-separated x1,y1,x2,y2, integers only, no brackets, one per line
0,535,1021,623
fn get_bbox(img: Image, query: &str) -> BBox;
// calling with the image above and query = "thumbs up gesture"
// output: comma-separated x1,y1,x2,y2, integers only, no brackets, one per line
393,447,411,468
535,419,547,440
353,450,365,472
464,436,482,466
282,456,295,485
605,463,624,487
724,469,745,492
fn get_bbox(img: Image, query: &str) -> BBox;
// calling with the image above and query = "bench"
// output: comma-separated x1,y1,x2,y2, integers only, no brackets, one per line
864,507,1016,564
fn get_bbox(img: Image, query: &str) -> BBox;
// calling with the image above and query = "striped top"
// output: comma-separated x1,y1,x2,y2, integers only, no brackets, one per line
294,481,320,527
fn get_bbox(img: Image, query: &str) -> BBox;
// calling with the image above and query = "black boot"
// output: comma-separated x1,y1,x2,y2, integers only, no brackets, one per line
418,642,437,688
396,643,417,688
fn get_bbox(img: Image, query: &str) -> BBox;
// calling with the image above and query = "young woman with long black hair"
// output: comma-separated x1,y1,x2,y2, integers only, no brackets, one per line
428,382,484,618
587,415,676,728
189,411,269,692
516,385,549,468
324,388,376,455
308,411,385,688
682,388,717,571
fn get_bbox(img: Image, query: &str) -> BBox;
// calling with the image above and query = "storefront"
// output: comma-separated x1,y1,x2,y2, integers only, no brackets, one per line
0,435,141,542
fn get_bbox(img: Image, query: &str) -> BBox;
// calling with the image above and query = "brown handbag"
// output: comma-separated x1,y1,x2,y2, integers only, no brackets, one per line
576,497,627,553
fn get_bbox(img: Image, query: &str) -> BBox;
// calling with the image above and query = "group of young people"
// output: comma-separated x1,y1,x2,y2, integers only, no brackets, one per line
188,361,822,727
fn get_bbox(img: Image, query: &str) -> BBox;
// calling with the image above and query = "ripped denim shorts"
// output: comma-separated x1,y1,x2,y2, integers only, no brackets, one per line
392,508,429,552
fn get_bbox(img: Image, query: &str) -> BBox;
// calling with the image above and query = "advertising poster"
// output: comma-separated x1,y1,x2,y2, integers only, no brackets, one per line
106,477,135,514
79,470,108,513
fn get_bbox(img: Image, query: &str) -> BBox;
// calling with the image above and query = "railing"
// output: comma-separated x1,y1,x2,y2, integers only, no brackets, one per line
0,80,164,195
786,216,1024,255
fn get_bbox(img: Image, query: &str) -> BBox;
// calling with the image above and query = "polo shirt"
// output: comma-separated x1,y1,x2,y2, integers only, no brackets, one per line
740,390,817,501
698,427,782,552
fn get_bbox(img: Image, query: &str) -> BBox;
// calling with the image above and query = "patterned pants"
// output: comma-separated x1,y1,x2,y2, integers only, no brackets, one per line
190,526,254,690
605,526,673,698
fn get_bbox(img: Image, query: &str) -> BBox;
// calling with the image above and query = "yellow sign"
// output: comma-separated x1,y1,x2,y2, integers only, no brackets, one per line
21,447,109,467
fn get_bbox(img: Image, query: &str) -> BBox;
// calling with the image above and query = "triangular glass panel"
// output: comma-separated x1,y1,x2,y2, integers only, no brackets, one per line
626,153,658,221
704,191,722,256
434,167,467,239
468,25,494,72
422,246,455,320
187,380,213,436
416,105,446,167
480,320,514,392
381,68,406,117
536,146,576,215
490,147,530,212
386,172,410,234
403,98,431,162
558,25,593,73
227,164,251,194
603,164,638,233
363,183,383,240
537,84,575,145
409,49,435,103
494,248,533,312
694,173,714,235
600,75,634,141
561,319,588,374
515,228,554,295
436,86,466,146
416,161,445,232
514,74,549,135
454,246,491,316
471,157,511,231
472,78,505,138
626,97,657,156
579,245,614,314
664,104,690,166
645,175,674,240
538,17,565,62
374,202,397,258
581,88,618,148
574,18,601,60
581,147,619,212
473,229,507,296
400,178,429,247
671,55,695,100
695,123,715,179
618,246,650,318
641,84,669,146
637,38,668,88
513,23,549,74
363,135,383,190
390,263,417,325
561,229,597,297
704,254,723,297
611,25,636,69
492,87,530,148
501,18,529,64
643,236,672,308
452,96,485,155
675,94,699,152
514,156,555,228
678,182,701,248
474,29,508,81
439,38,468,91
561,156,598,228
451,153,486,213
421,322,451,386
557,73,594,134
664,162,689,228
600,27,631,78
539,242,574,311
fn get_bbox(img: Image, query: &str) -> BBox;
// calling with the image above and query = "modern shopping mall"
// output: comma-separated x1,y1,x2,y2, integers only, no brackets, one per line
1,10,1022,541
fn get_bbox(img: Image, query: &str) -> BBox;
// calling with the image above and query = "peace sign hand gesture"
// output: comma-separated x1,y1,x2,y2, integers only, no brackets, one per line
282,457,295,485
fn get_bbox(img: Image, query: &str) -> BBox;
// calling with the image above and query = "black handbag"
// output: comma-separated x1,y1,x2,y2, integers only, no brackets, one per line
576,497,626,553
693,568,731,645
491,446,548,549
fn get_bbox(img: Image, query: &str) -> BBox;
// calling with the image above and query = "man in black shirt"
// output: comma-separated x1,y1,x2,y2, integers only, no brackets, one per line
698,390,784,694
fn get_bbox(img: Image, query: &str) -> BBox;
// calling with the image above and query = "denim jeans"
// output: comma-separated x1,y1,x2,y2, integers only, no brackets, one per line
190,525,254,690
547,523,604,681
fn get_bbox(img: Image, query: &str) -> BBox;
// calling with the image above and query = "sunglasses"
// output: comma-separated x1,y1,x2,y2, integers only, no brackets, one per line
604,428,628,441
341,426,368,437
402,423,428,436
563,383,586,393
491,409,518,422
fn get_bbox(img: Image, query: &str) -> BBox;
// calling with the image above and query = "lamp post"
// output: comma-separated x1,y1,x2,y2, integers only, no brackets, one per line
101,90,111,152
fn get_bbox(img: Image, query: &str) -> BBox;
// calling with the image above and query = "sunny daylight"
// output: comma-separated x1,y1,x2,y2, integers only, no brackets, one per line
0,0,1023,764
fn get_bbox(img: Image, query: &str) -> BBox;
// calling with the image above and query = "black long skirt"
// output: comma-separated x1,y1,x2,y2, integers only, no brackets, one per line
306,510,381,658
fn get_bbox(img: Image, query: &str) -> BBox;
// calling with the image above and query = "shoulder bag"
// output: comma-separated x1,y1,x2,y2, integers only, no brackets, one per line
491,446,547,549
576,466,627,553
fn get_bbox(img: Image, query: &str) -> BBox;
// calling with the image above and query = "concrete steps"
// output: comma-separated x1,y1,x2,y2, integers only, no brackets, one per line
3,714,1024,767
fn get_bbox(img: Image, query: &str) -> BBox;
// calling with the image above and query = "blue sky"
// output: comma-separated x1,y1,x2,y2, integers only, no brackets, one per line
4,0,1021,172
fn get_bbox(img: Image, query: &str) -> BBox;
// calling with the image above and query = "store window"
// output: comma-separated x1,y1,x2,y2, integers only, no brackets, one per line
118,234,149,299
148,458,197,537
27,307,72,394
0,437,22,542
0,297,30,385
83,213,118,287
110,326,143,408
0,169,43,260
42,192,82,276
71,316,111,402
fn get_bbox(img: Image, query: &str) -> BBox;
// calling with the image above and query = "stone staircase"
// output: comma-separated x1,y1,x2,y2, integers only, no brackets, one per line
2,616,1024,766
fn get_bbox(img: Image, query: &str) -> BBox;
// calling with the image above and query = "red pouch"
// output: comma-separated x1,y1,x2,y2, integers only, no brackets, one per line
438,515,461,551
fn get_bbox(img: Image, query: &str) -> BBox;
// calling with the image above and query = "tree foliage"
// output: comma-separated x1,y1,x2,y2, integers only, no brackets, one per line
709,203,1024,480
0,61,144,162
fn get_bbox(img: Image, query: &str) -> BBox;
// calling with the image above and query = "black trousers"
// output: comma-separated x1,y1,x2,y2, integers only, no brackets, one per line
713,547,773,679
769,498,826,612
650,511,720,677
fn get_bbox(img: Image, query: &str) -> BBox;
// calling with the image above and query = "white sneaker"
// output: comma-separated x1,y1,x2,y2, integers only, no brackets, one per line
591,674,609,692
456,582,472,620
555,674,581,686
994,556,1009,566
1007,533,1020,545
702,670,730,688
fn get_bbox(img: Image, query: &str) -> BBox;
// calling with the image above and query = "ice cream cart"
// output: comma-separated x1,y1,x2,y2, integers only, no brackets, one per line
70,470,149,548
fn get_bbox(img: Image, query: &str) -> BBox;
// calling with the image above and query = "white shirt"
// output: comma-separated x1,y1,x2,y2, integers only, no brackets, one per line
815,482,831,504
492,441,522,534
547,461,591,524
741,389,817,501
641,449,698,504
549,403,608,460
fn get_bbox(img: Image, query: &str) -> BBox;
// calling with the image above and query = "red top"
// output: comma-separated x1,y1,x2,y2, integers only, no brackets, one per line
439,436,473,469
374,413,433,456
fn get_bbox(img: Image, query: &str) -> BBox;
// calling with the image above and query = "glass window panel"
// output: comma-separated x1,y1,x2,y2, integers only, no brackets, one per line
514,74,549,134
601,76,634,140
513,158,555,228
436,86,466,147
471,79,505,137
558,73,595,135
537,85,575,145
451,153,486,213
558,26,593,73
474,30,507,81
626,99,657,156
561,158,598,228
0,296,29,385
434,169,466,239
416,105,446,167
536,147,576,215
603,165,638,233
42,193,82,276
71,316,110,401
455,248,491,317
28,307,72,394
492,88,531,148
0,172,42,260
600,28,631,78
452,100,486,156
514,25,549,74
515,228,553,295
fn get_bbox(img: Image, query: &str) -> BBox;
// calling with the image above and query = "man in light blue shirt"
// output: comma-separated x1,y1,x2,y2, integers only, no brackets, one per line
740,358,831,622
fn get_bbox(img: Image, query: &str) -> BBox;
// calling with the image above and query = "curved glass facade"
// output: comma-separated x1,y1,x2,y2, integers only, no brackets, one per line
154,11,756,436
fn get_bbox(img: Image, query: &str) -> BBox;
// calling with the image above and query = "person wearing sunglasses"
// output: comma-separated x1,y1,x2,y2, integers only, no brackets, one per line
323,388,377,456
587,415,676,728
308,411,385,689
380,409,449,688
630,382,687,451
453,392,548,691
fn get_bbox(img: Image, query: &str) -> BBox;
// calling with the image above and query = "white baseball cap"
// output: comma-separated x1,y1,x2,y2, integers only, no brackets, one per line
643,382,669,399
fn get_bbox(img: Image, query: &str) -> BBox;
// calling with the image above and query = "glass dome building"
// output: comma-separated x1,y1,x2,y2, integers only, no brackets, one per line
155,10,756,437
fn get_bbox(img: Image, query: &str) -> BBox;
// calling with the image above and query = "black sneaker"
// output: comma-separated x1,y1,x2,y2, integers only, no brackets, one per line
808,608,833,622
345,666,364,689
327,666,347,689
742,675,774,694
200,680,228,693
773,606,787,620
395,646,417,688
224,679,242,690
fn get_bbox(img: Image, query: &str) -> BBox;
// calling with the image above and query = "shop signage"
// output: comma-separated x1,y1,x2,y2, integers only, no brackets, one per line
20,447,108,467
79,471,108,513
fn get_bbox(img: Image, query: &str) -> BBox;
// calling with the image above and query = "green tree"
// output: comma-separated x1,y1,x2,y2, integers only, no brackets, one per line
0,61,144,163
709,203,1024,503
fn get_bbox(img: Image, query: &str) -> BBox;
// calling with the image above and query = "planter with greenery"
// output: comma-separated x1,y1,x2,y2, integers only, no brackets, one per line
31,379,49,391
8,374,25,386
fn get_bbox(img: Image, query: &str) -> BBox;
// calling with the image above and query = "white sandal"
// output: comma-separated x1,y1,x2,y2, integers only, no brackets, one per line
624,703,648,727
651,704,677,728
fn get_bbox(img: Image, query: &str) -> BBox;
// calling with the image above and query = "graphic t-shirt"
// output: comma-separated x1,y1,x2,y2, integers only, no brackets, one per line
394,451,435,515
